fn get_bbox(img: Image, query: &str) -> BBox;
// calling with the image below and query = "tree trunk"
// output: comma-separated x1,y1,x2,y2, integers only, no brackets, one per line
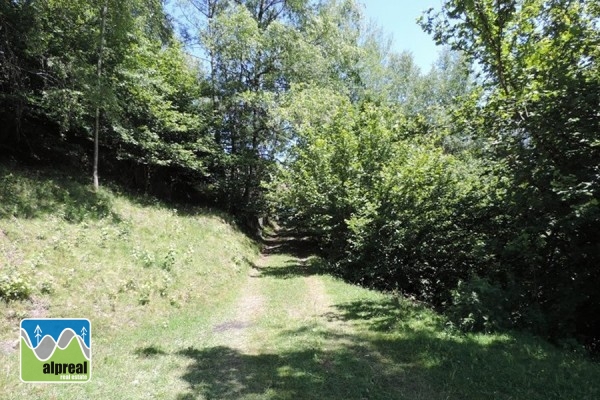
93,0,108,192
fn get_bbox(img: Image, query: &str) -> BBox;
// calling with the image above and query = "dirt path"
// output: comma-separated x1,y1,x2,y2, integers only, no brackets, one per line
209,232,355,356
210,256,267,354
209,231,338,336
189,232,383,400
303,275,330,317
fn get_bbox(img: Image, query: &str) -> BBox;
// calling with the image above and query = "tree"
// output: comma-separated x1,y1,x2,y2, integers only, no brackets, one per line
173,0,371,221
0,0,38,148
1,0,213,199
93,0,108,191
421,0,600,341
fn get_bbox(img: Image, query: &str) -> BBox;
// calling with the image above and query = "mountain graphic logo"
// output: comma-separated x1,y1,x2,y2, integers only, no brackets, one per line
20,318,91,383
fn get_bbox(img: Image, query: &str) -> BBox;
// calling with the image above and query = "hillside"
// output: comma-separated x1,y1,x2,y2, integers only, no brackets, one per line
1,164,599,399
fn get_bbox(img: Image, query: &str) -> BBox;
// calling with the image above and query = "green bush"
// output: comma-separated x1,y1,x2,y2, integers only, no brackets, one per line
161,246,176,271
342,141,491,304
0,271,33,300
273,101,493,303
447,276,515,333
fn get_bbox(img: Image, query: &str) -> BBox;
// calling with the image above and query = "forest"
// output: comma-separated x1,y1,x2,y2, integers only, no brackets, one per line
1,0,599,354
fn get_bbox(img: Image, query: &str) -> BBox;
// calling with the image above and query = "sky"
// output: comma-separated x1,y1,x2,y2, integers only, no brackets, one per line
359,0,444,72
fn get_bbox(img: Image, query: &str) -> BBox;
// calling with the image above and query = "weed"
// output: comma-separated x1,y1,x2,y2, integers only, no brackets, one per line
133,247,157,268
138,283,152,305
161,246,177,271
99,226,111,247
29,253,47,269
169,295,181,308
38,281,54,295
0,271,32,300
157,272,172,297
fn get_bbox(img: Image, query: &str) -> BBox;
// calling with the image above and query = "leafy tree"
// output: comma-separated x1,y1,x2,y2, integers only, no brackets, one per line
0,0,212,197
421,0,600,341
175,0,371,221
113,32,214,195
272,96,491,301
0,0,39,147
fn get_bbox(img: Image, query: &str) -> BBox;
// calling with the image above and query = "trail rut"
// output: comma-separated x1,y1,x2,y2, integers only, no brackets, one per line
211,257,267,354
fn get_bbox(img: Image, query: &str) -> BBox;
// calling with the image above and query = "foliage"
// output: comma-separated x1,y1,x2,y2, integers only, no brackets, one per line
191,0,370,217
0,0,213,198
420,0,600,342
0,271,32,301
272,100,395,248
270,0,600,348
343,142,490,298
114,36,212,172
447,276,514,333
271,97,492,303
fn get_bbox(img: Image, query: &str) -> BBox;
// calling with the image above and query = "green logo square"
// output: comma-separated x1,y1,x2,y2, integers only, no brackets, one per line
20,318,91,383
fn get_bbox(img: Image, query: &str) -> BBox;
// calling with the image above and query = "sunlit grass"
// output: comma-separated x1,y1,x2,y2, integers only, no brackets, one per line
0,164,258,398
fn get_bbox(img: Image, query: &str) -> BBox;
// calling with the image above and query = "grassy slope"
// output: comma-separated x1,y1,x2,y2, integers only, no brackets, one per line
0,164,259,398
1,164,599,399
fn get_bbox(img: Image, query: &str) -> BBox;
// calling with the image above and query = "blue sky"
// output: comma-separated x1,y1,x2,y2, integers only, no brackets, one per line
359,0,444,72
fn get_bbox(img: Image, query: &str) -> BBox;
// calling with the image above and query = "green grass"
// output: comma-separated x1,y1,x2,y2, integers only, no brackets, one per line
319,278,600,400
173,253,600,400
0,163,258,398
1,163,599,399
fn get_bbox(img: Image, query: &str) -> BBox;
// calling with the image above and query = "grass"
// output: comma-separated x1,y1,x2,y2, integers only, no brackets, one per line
320,280,600,400
0,163,258,398
1,162,599,399
173,253,600,400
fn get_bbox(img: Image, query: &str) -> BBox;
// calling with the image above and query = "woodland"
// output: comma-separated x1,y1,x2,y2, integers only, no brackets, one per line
1,0,599,352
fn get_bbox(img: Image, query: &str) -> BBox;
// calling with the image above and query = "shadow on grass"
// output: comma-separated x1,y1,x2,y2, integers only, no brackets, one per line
256,257,329,279
134,346,168,358
0,161,236,227
0,163,118,222
171,298,600,400
260,229,321,258
255,231,330,280
324,298,428,333
174,343,431,400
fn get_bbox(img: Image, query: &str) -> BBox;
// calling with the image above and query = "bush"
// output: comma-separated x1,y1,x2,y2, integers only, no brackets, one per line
447,276,513,333
342,143,490,303
0,271,33,300
273,102,494,304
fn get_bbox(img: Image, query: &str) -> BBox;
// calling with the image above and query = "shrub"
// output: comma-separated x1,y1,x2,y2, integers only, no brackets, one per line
447,275,512,333
0,271,33,300
342,143,490,304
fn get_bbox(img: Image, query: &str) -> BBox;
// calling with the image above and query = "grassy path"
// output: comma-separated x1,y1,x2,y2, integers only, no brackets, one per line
171,236,600,400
